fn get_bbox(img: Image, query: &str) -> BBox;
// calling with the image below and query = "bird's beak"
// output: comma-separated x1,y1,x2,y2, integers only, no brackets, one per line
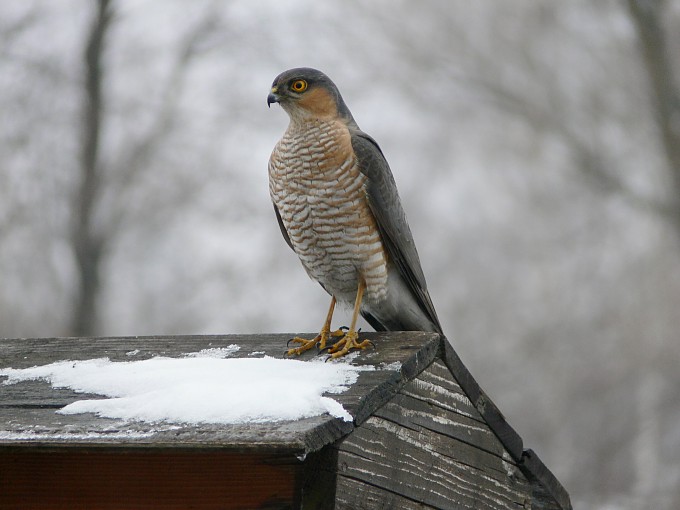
267,87,280,108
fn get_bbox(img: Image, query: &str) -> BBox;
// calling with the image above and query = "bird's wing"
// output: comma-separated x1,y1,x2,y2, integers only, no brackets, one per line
273,203,294,250
351,130,442,333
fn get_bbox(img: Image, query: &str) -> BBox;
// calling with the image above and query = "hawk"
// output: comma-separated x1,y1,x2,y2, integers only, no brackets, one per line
268,68,441,358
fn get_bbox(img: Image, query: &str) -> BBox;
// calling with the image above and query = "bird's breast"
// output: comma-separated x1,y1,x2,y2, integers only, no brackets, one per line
269,119,388,303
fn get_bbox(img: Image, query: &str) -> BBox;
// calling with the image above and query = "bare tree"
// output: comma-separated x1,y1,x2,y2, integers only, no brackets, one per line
70,0,111,336
69,1,222,336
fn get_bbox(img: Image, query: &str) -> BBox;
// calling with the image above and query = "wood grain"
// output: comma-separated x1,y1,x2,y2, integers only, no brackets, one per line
335,476,440,510
335,361,532,509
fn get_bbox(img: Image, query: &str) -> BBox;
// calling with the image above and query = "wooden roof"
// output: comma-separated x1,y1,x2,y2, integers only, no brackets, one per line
0,332,570,509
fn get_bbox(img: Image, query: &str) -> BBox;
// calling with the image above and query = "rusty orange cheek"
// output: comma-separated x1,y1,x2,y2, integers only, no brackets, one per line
297,87,338,117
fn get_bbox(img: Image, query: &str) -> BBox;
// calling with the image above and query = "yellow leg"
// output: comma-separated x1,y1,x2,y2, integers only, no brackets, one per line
286,296,345,356
327,280,374,359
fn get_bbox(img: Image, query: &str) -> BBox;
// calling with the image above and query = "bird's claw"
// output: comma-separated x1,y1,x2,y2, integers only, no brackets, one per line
286,326,371,360
286,327,348,356
286,335,322,356
325,330,374,360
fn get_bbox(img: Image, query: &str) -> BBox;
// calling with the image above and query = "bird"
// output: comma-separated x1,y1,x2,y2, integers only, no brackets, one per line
267,67,442,359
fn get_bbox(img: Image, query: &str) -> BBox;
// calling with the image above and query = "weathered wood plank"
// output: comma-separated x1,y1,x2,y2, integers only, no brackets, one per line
0,332,439,367
389,360,511,462
334,361,533,509
0,333,438,453
0,380,100,408
414,358,476,401
0,407,352,454
400,359,485,423
335,475,440,510
336,417,530,509
0,335,257,367
342,412,521,483
373,393,506,461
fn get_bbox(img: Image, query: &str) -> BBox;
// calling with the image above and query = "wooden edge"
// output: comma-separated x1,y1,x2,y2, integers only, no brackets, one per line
0,418,354,457
352,334,441,426
300,418,354,454
441,338,523,460
441,338,571,509
520,449,573,510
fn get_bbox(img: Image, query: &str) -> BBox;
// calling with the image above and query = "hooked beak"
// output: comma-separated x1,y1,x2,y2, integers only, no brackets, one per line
267,87,280,108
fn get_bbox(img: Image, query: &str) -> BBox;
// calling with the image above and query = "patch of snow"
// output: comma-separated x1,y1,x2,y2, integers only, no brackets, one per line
184,345,240,358
0,350,370,425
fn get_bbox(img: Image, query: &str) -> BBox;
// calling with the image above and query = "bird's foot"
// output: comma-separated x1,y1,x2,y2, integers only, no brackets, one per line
286,328,347,356
326,330,374,359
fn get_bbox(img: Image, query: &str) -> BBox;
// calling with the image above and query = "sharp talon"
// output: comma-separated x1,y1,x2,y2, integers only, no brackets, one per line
286,333,334,356
286,347,302,357
328,328,347,340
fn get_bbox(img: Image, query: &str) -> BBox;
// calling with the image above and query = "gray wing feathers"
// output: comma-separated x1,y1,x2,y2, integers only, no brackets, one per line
351,131,442,333
273,204,294,250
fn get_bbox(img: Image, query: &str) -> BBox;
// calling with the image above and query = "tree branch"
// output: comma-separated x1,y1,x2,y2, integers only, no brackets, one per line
105,8,221,237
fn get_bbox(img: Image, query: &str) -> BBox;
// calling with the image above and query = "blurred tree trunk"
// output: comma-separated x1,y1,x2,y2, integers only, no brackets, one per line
66,1,219,337
627,0,680,236
70,0,112,336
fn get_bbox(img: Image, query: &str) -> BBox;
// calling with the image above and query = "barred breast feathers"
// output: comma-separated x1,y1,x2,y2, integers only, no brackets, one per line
269,118,388,303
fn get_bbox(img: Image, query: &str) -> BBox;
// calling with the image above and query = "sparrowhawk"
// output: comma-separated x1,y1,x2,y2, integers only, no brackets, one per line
268,68,442,358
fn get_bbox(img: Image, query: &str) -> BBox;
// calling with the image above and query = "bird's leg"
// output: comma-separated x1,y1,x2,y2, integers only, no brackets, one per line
328,280,374,359
286,296,345,355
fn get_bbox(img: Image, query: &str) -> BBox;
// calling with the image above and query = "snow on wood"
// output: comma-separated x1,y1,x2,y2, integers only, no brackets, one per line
0,349,372,425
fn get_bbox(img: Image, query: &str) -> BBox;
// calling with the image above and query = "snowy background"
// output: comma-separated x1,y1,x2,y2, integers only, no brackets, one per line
1,1,680,508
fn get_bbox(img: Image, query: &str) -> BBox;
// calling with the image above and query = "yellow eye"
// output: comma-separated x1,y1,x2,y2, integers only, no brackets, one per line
290,79,308,93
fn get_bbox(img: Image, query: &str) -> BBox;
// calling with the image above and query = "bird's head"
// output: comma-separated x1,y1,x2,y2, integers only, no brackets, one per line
267,67,355,124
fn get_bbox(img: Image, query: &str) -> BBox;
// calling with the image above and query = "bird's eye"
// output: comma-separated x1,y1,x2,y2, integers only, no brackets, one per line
290,79,308,93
